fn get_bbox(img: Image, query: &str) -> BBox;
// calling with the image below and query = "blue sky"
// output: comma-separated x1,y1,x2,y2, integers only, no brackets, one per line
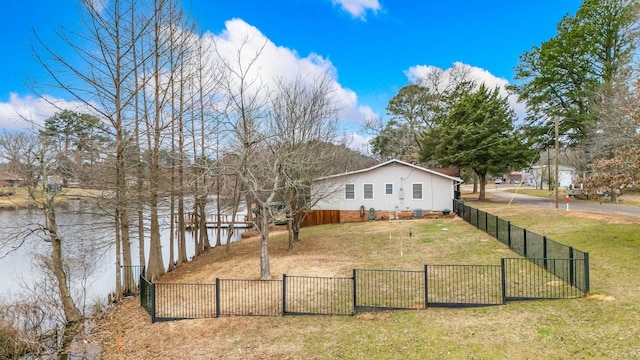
0,0,582,146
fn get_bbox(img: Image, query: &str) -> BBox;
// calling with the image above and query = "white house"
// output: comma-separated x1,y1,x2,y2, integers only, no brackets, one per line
521,165,578,188
312,159,462,222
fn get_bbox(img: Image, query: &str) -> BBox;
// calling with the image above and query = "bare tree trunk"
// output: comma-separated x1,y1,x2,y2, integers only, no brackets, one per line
40,173,82,359
168,176,176,272
215,177,222,247
167,47,177,273
145,0,167,281
192,201,202,257
131,1,147,271
198,199,209,252
225,175,242,254
198,51,212,253
176,54,187,266
292,212,302,242
478,172,487,201
287,214,294,251
473,174,478,193
120,207,134,293
256,202,271,280
115,209,122,298
48,208,82,359
176,119,186,265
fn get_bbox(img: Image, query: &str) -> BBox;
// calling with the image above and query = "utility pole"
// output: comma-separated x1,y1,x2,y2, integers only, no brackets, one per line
555,116,559,209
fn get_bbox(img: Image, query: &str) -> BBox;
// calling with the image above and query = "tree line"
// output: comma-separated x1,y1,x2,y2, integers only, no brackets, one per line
368,0,640,201
0,0,374,357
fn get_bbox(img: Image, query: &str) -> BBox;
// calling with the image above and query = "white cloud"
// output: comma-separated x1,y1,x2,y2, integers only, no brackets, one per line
405,62,527,121
0,18,375,139
332,0,381,19
0,93,96,132
89,0,108,13
344,132,372,154
206,18,372,125
0,93,58,131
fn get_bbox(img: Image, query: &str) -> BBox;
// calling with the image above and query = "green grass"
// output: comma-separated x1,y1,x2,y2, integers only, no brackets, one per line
0,186,106,208
508,188,562,198
507,188,640,207
293,209,640,359
97,207,640,359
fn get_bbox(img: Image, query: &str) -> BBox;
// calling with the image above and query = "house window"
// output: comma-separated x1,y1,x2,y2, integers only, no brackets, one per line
412,183,423,200
345,183,355,200
385,183,393,195
363,183,374,200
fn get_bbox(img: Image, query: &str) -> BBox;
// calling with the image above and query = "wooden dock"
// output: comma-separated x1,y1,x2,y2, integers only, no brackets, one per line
175,213,253,229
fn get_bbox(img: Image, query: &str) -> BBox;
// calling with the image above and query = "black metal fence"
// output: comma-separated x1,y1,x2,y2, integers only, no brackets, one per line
503,258,585,300
155,282,217,320
121,265,142,296
133,200,590,322
426,264,503,307
452,199,590,295
139,272,155,322
218,279,282,317
354,269,425,311
284,275,353,315
139,256,588,322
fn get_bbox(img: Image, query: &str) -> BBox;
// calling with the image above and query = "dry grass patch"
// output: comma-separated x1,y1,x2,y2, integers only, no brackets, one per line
0,187,107,208
587,294,616,302
90,210,640,359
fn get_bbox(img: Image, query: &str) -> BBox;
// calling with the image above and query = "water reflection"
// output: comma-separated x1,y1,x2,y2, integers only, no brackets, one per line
0,200,245,305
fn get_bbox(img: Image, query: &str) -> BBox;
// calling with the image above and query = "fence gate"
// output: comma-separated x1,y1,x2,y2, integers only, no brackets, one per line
121,265,142,296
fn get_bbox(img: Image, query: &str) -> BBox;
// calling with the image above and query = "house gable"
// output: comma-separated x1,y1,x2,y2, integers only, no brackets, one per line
313,159,462,213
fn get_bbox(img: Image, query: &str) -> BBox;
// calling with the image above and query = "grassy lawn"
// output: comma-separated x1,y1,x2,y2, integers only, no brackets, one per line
505,186,640,207
0,186,106,208
91,207,640,359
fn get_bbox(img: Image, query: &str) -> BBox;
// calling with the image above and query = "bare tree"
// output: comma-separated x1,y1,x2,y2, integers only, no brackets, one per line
0,132,82,358
214,36,275,278
269,74,341,250
32,0,160,296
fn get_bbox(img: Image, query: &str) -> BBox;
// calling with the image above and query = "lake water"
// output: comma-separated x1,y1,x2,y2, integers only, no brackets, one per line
0,199,245,309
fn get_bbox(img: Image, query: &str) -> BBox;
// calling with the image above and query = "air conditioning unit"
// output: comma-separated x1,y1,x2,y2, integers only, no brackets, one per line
414,208,424,219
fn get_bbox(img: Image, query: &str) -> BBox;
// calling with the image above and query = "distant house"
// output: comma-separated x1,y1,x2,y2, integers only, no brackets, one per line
312,159,463,223
521,165,577,188
0,173,26,187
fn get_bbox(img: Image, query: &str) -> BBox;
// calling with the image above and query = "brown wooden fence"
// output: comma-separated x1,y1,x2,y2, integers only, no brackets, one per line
300,210,341,227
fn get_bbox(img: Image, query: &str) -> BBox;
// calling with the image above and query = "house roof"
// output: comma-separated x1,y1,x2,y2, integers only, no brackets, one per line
0,173,26,181
314,159,463,182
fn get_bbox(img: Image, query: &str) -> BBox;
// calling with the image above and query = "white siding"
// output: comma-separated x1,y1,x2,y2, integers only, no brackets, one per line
313,161,458,212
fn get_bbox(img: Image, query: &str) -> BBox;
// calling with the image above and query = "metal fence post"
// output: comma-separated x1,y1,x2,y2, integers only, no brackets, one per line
282,274,287,316
215,278,220,318
151,282,156,323
500,258,507,304
484,212,488,232
495,216,499,239
569,247,575,287
507,221,511,249
584,253,590,296
424,264,429,309
523,230,528,258
139,274,143,309
352,269,357,315
543,236,548,270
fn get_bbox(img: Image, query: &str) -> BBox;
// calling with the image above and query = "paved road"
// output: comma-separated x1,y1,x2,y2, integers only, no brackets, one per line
465,187,640,218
